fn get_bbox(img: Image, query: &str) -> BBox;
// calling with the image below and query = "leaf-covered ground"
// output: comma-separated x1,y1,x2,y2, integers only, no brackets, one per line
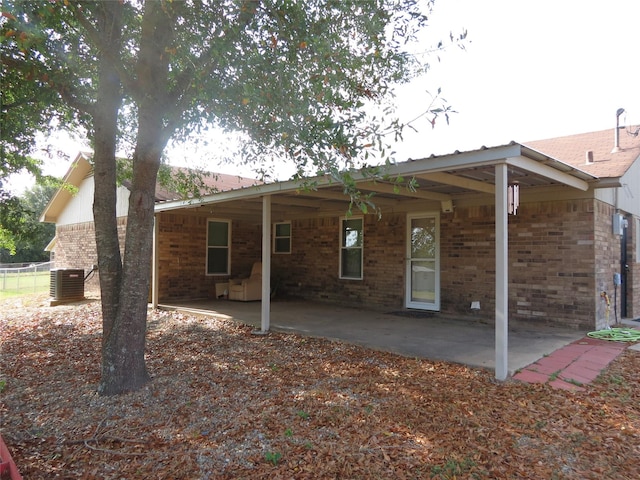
1,293,639,479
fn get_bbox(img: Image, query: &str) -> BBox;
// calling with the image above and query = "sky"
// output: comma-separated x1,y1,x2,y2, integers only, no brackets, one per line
8,0,640,192
392,0,640,159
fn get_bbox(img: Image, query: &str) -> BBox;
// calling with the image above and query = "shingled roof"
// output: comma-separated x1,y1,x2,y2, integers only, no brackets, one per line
150,166,259,202
524,126,640,179
40,153,260,223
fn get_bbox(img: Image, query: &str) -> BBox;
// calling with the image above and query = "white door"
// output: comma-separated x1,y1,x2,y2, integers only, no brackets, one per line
406,213,440,310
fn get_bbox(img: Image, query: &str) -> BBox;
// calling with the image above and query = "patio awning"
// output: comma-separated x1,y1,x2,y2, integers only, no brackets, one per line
153,142,597,221
151,142,599,381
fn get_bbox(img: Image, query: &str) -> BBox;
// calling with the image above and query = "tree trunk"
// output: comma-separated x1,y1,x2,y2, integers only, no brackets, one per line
97,0,171,395
87,2,138,396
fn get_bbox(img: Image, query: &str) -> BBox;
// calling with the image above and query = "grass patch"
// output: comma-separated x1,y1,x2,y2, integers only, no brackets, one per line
0,271,50,297
0,287,49,300
430,456,477,479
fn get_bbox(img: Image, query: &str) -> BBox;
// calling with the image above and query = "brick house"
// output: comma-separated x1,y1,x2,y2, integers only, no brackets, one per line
42,126,640,377
40,152,259,289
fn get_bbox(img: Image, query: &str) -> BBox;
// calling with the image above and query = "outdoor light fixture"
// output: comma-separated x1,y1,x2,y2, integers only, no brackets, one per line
508,183,519,215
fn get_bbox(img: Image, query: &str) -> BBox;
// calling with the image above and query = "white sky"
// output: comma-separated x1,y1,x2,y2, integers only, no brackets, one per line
8,0,640,192
393,0,640,159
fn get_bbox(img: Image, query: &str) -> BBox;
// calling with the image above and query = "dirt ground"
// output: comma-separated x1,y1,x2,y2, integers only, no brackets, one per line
1,293,639,479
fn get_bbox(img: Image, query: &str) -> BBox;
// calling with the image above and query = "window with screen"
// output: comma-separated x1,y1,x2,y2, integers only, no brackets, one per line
340,217,363,279
206,219,230,275
273,222,291,254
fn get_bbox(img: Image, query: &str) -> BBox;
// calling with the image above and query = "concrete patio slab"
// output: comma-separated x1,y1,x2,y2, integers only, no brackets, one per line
159,299,587,377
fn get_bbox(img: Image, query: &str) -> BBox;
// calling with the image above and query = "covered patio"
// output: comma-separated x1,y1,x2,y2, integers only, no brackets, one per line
158,298,586,375
152,142,598,380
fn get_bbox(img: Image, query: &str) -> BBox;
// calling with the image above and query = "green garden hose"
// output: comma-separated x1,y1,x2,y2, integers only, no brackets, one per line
587,328,640,342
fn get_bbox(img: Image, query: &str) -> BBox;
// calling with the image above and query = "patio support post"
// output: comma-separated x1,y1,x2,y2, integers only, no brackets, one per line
495,163,509,380
261,195,272,332
152,214,159,308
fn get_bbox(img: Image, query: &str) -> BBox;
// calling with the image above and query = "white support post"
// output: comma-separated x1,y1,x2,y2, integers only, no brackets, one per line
261,195,272,332
495,163,509,380
152,214,159,308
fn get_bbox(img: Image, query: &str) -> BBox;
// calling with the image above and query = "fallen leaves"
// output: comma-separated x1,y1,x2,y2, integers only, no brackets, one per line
1,293,639,479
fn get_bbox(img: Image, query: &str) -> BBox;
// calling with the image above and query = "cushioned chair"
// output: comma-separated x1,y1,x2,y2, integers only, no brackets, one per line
228,262,262,301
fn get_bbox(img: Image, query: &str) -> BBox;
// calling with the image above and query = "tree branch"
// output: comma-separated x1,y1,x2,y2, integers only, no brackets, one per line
1,54,95,116
69,2,140,100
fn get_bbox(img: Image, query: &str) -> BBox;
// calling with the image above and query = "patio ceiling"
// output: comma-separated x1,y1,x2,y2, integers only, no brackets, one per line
155,142,598,222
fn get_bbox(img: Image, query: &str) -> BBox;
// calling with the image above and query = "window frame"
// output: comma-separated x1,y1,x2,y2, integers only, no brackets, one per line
205,218,231,276
339,216,363,280
273,221,292,254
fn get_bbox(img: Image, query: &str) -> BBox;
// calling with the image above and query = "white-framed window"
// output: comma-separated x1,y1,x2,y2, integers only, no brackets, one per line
339,216,363,279
206,219,230,275
273,222,291,254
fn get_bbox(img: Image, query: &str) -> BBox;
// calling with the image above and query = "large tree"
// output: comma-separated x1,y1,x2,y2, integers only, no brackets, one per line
1,0,456,395
0,182,57,263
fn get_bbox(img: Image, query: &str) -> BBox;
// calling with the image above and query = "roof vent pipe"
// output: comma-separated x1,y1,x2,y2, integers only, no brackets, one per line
585,150,594,164
612,107,625,153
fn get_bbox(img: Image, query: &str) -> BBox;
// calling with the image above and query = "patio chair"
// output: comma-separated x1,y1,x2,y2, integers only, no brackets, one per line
228,262,262,301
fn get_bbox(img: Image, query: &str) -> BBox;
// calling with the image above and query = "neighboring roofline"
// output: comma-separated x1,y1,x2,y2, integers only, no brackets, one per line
155,142,599,212
39,151,260,223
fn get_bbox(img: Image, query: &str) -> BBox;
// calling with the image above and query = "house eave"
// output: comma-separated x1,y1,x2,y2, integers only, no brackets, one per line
39,152,93,223
154,142,599,213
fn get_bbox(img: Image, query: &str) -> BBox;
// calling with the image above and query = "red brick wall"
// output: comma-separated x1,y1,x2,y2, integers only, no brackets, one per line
156,213,264,301
436,200,597,329
55,193,638,329
440,206,495,316
156,213,408,306
270,215,406,307
273,201,599,329
152,197,640,330
54,218,127,289
593,204,638,325
507,199,596,329
157,213,214,300
594,202,617,328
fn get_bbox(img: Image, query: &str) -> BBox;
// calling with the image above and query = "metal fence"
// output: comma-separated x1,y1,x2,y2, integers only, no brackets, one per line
0,261,53,293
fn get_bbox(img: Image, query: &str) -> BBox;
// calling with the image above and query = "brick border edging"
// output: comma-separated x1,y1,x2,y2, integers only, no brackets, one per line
513,336,628,391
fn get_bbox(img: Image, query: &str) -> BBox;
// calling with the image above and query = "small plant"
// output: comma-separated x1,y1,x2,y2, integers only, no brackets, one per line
296,410,310,420
264,451,282,466
284,428,293,437
607,374,625,385
430,456,476,479
0,380,6,393
269,363,279,372
565,378,584,387
548,370,561,381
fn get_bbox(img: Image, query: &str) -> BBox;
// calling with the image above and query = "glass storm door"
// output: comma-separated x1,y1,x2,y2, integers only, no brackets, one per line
406,213,440,310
